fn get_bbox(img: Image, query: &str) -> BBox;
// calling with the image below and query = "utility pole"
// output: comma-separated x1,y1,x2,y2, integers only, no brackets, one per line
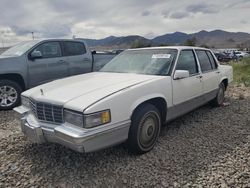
31,32,34,40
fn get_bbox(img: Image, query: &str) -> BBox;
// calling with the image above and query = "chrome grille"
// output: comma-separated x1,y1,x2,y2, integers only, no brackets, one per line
30,99,63,124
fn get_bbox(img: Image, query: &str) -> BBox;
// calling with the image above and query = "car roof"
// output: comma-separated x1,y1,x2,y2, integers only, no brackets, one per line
127,46,209,51
34,38,85,43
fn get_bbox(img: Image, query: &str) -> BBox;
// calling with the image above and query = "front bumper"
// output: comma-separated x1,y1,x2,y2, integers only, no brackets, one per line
14,106,130,153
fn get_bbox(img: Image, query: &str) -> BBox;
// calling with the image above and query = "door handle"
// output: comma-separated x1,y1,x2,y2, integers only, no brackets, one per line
58,60,66,63
216,71,221,74
83,58,90,61
196,75,203,79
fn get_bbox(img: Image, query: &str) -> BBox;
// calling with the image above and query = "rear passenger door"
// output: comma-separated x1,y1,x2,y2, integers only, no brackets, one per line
62,41,92,76
195,50,220,94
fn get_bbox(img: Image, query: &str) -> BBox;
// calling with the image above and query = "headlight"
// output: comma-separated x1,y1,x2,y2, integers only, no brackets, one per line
64,109,84,127
21,96,30,108
84,110,111,128
64,109,111,128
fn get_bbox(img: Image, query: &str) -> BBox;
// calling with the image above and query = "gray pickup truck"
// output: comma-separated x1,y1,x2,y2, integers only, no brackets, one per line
0,39,116,110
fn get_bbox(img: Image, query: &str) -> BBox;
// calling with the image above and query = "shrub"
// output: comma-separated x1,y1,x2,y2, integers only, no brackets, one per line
232,58,250,87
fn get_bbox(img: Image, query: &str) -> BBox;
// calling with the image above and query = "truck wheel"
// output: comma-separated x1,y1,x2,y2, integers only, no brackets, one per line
0,80,22,110
210,82,225,107
128,104,161,154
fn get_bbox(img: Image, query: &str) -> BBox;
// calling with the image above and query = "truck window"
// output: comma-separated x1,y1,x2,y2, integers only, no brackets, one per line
175,50,198,75
196,50,213,72
34,42,62,58
63,42,86,56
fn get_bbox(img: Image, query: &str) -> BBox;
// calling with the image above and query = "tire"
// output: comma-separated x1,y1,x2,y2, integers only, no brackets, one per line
128,104,161,154
0,80,22,110
210,82,225,107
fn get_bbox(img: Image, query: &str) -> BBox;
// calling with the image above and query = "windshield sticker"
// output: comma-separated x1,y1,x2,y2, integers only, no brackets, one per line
152,54,171,59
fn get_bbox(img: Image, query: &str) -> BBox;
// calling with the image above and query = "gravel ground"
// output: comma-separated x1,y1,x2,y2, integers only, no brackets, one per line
0,85,249,188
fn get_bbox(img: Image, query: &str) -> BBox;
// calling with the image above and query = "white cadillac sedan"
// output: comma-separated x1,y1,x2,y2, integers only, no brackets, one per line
14,46,233,154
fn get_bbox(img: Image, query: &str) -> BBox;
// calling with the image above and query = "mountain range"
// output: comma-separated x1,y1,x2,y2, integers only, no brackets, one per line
78,30,250,50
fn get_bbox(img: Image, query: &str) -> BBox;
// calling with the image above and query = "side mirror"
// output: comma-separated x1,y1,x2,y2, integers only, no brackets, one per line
174,70,190,80
91,50,96,55
30,51,42,59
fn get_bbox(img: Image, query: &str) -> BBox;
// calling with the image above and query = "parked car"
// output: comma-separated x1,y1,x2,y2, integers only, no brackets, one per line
0,39,116,110
214,52,232,62
234,51,249,59
14,46,233,154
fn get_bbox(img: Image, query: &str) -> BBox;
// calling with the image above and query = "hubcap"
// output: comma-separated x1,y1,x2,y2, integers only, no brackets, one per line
0,86,18,107
139,112,159,149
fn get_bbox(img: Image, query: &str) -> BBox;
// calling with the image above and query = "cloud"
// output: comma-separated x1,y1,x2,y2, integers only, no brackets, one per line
0,0,249,46
9,22,72,39
169,12,190,19
144,32,156,39
240,20,248,24
186,3,219,14
161,10,170,18
226,0,250,8
142,10,151,17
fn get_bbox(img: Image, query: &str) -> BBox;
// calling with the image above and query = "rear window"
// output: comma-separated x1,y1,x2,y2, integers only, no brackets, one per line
196,50,213,72
63,42,86,56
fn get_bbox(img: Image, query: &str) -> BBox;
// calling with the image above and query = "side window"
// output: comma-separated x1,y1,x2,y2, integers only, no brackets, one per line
176,50,198,75
63,42,86,56
34,42,62,58
206,51,218,69
196,50,213,72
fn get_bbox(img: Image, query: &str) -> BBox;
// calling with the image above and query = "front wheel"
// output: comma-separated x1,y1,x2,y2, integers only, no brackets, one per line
128,104,161,154
0,80,22,110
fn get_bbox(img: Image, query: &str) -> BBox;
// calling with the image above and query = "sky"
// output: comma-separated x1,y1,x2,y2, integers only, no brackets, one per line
0,0,250,46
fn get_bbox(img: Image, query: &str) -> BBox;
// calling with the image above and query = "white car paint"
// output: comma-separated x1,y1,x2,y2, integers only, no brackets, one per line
15,46,233,153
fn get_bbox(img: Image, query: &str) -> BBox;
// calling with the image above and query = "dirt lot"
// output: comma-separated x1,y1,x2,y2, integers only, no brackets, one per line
0,86,249,187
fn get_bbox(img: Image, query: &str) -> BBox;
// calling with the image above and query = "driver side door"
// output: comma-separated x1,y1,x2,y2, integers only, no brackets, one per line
27,41,68,88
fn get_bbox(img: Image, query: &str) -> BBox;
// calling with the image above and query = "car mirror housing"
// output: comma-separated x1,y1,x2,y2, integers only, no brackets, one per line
174,70,190,80
30,51,42,59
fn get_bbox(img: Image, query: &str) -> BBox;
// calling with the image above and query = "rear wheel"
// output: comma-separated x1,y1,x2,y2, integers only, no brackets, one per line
0,80,22,110
210,82,225,107
128,104,161,154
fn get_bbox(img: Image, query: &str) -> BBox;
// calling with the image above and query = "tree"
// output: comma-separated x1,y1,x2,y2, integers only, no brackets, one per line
131,40,152,48
158,43,169,47
200,44,210,48
184,37,197,46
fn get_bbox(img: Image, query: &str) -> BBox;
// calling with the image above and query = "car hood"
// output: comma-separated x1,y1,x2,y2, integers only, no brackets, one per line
24,72,160,111
0,55,19,62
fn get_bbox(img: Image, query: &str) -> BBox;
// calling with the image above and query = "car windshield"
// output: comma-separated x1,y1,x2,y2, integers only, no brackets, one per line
1,41,39,56
100,49,177,75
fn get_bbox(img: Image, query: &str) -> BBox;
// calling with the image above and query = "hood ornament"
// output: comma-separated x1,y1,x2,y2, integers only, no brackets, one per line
40,89,44,96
